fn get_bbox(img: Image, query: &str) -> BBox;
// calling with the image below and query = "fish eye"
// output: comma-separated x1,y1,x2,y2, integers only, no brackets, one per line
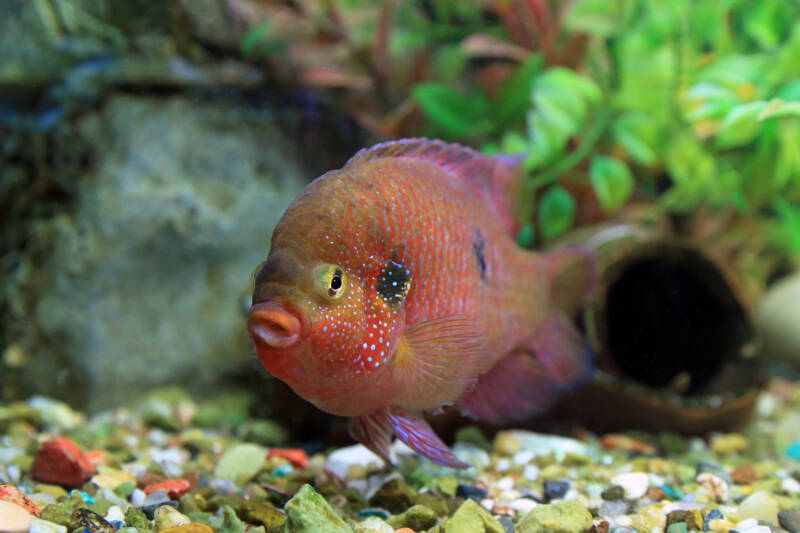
317,264,347,300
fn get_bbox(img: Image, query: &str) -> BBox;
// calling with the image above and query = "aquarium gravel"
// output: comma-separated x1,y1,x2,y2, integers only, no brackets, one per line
2,381,800,533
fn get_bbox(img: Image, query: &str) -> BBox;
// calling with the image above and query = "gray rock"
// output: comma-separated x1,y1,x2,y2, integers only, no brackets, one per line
3,95,307,410
778,510,800,533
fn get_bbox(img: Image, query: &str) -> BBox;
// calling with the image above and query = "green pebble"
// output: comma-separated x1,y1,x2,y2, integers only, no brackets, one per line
515,500,592,533
124,507,151,530
206,496,244,514
10,454,33,471
283,484,350,533
368,479,417,513
665,511,687,527
220,505,244,533
415,493,448,517
601,485,625,501
40,504,76,530
114,482,136,499
445,499,503,533
213,443,266,484
435,477,459,498
666,523,688,533
186,512,215,525
33,484,69,501
454,426,492,451
241,500,285,529
386,504,438,531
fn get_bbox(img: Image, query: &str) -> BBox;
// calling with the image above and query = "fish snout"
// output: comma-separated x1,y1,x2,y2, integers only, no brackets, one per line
248,302,302,349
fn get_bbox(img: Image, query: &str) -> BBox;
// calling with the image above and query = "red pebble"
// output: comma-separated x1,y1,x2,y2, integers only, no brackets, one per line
31,436,95,488
266,448,309,469
143,479,191,498
0,484,41,517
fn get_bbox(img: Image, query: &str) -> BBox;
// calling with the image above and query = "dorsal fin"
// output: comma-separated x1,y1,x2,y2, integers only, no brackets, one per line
345,138,524,235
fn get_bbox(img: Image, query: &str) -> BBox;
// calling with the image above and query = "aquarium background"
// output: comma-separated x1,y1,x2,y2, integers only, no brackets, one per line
1,0,799,433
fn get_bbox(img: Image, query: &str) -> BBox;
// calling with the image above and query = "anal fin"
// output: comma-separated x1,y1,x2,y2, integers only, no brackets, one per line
459,313,592,424
349,407,467,469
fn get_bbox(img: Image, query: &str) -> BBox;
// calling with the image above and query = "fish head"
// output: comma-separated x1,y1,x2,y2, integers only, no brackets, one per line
248,180,406,414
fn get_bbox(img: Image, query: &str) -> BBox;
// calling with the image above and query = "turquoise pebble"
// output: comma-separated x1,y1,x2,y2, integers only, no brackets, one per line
70,490,95,504
786,441,800,460
354,509,390,520
271,464,293,477
661,485,683,501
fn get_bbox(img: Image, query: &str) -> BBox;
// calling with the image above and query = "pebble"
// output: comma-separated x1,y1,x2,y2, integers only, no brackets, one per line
543,480,569,501
778,510,800,533
0,484,41,516
283,484,350,533
29,517,67,533
601,485,625,501
71,508,114,533
213,444,266,484
352,516,393,533
154,505,191,531
456,484,488,502
506,431,589,459
610,472,649,500
91,471,137,491
325,445,384,479
730,465,759,484
144,479,191,498
738,491,779,524
386,504,437,531
508,498,538,514
710,434,748,455
31,437,94,488
781,477,800,495
266,448,309,469
159,525,214,533
241,500,285,529
446,499,504,533
695,461,732,486
0,500,33,533
696,472,729,502
515,500,592,533
598,499,628,518
140,500,179,520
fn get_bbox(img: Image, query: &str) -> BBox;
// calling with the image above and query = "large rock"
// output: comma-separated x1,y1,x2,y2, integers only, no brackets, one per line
3,94,316,410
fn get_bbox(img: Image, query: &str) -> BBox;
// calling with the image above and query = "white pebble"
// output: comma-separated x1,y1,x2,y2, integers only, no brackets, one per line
326,444,385,480
130,488,146,506
610,472,649,499
352,517,393,533
737,519,758,530
781,477,800,495
496,458,510,472
495,476,514,491
480,498,494,511
105,505,125,524
30,518,66,533
513,450,536,465
6,464,20,483
740,527,772,533
523,464,539,481
509,498,538,514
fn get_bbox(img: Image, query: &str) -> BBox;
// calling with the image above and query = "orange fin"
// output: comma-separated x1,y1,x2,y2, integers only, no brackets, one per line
345,138,523,235
543,245,597,316
459,313,592,424
391,316,491,410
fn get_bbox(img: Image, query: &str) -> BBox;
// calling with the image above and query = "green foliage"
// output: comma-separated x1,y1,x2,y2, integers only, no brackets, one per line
239,1,800,254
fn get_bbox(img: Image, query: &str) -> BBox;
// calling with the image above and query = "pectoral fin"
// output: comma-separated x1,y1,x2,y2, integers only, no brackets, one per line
350,407,467,469
391,316,491,409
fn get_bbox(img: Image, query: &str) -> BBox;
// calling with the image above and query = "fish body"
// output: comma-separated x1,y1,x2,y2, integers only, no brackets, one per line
248,139,594,467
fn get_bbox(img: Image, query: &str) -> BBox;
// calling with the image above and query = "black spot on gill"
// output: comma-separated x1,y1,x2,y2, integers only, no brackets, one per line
472,228,487,281
376,260,411,308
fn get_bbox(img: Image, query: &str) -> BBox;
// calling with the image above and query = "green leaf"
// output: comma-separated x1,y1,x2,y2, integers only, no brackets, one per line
715,101,768,149
515,222,536,248
495,55,543,129
612,113,657,166
411,83,492,138
758,100,800,120
564,0,621,37
499,132,529,155
240,22,282,55
538,186,575,239
590,156,634,212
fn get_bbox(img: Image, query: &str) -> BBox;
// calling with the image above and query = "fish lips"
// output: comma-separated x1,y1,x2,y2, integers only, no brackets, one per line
248,302,303,349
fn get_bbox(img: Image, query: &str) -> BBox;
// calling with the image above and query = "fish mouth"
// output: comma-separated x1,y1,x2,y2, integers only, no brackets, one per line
248,302,302,349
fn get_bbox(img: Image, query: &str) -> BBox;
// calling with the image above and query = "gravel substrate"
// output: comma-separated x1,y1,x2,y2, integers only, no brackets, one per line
1,381,800,533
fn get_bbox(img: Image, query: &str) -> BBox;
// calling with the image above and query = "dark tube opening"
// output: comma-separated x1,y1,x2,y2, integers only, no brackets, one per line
603,246,752,395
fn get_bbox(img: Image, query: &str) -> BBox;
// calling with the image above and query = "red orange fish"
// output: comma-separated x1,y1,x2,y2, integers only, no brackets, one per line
248,139,594,468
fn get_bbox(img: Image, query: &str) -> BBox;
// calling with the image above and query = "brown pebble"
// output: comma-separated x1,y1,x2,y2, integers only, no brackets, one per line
590,519,610,533
666,510,688,526
731,465,759,484
138,471,166,489
685,509,703,530
159,524,214,533
645,487,665,500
